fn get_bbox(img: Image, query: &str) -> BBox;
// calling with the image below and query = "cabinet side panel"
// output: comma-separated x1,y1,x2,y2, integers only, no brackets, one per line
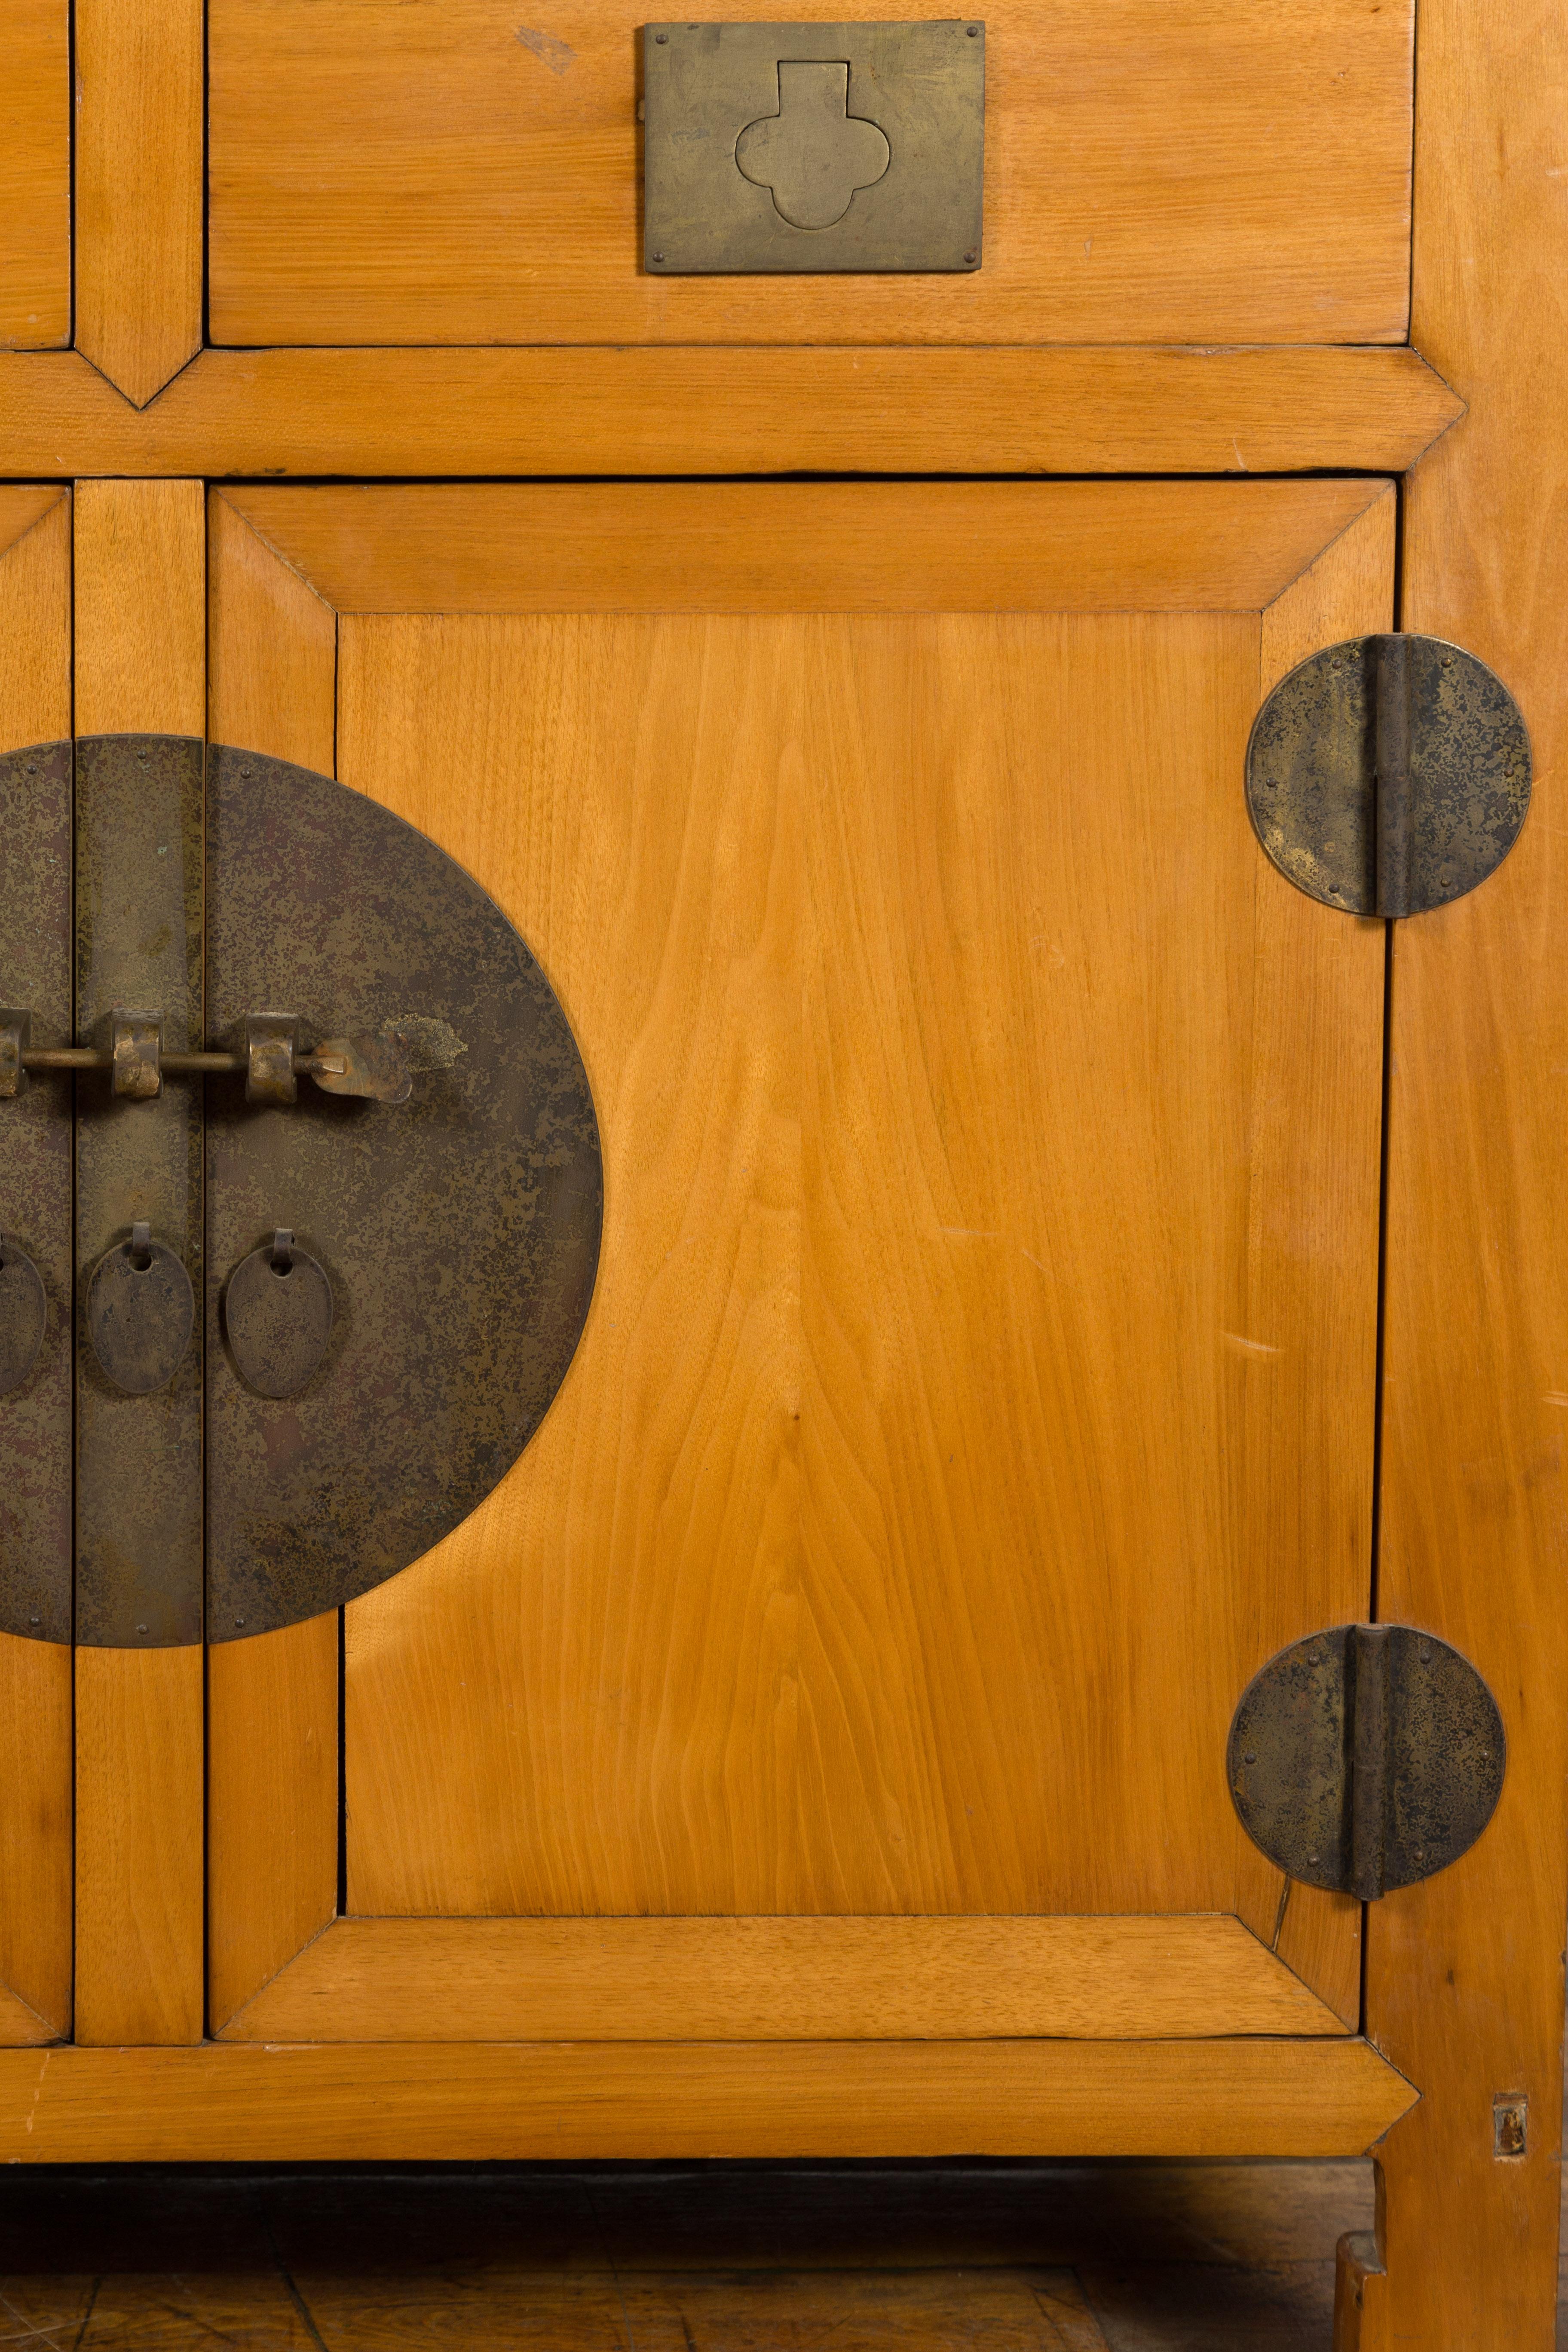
1366,0,1568,2339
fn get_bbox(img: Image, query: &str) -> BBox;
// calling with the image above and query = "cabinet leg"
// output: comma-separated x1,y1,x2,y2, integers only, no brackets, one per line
1333,2226,1385,2351
1331,2106,1560,2349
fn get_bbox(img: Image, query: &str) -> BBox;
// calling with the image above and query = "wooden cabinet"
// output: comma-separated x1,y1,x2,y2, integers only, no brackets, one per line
0,2,1564,2343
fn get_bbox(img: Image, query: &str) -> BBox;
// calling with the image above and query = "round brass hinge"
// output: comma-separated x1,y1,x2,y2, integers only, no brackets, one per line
1246,634,1531,917
1228,1623,1505,1899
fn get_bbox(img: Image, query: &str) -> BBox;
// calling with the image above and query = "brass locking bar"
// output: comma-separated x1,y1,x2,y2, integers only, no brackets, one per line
1,1007,462,1106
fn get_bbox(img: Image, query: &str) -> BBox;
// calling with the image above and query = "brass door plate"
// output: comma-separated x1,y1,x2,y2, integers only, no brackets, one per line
643,21,984,274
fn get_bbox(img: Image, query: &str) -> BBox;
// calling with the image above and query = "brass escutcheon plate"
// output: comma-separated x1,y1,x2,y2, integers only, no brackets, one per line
643,20,984,274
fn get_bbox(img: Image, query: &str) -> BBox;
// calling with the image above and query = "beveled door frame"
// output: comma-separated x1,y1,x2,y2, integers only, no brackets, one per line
204,476,1392,2066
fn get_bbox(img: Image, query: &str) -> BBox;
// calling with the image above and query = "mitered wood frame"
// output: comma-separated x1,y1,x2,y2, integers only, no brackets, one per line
74,0,203,407
0,2036,1415,2162
222,1914,1351,2044
207,476,1390,2047
3,346,1461,480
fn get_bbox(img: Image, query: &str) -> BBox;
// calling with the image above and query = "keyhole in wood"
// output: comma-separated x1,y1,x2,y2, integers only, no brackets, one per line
735,62,891,231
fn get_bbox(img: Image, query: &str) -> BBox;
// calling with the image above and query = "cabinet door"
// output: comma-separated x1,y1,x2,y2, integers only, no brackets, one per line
0,484,75,2044
207,477,1389,2050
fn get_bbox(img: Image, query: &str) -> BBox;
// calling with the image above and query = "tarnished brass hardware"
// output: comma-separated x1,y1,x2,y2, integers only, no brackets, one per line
110,1007,162,1099
2,731,600,1647
736,62,891,230
223,1228,334,1399
307,1015,466,1105
1228,1623,1506,1899
205,744,600,1642
0,1007,29,1097
643,21,984,276
1246,634,1531,916
11,1014,445,1101
246,1011,300,1104
86,1222,197,1396
0,742,73,1645
0,1235,47,1397
76,734,205,1650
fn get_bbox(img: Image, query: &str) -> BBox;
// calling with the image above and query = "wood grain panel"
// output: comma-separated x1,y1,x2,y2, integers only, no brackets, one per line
0,490,73,2046
74,479,205,737
208,491,338,774
73,478,206,2047
74,1649,204,2046
0,345,1464,480
0,3,69,350
223,479,1390,616
331,482,1384,1935
74,0,203,407
208,0,1413,349
0,490,70,750
209,1620,340,2036
0,1637,71,2043
0,2037,1416,2162
1346,0,1568,2338
220,1914,1347,2042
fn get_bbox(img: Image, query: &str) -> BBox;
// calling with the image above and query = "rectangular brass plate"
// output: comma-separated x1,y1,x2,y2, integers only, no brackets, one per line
643,20,983,274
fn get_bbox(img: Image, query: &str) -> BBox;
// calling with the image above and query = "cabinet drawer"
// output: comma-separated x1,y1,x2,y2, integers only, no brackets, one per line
209,0,1413,348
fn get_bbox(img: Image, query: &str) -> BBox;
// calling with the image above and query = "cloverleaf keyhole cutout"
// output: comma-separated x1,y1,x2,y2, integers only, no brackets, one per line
735,61,891,231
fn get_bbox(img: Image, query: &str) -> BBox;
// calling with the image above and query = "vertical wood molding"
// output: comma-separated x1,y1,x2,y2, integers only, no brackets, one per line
75,1651,205,2045
0,490,74,2043
0,2,70,350
205,492,340,2031
1256,491,1394,2037
75,479,205,735
1351,0,1568,2343
75,0,203,408
208,1617,339,2034
72,479,207,2046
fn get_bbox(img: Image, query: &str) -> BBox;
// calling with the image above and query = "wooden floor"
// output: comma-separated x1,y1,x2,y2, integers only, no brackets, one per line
0,2153,1559,2348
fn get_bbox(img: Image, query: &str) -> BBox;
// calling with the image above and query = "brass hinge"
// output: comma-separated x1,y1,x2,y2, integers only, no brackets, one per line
1246,634,1531,917
1228,1623,1505,1899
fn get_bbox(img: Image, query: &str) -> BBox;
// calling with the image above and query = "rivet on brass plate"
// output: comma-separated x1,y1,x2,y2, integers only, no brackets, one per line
223,1229,334,1400
643,21,984,275
86,1223,196,1396
1246,634,1531,917
1228,1623,1506,1899
0,1236,47,1397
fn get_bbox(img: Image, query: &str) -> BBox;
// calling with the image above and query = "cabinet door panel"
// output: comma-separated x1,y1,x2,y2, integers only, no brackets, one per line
207,479,1390,2036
